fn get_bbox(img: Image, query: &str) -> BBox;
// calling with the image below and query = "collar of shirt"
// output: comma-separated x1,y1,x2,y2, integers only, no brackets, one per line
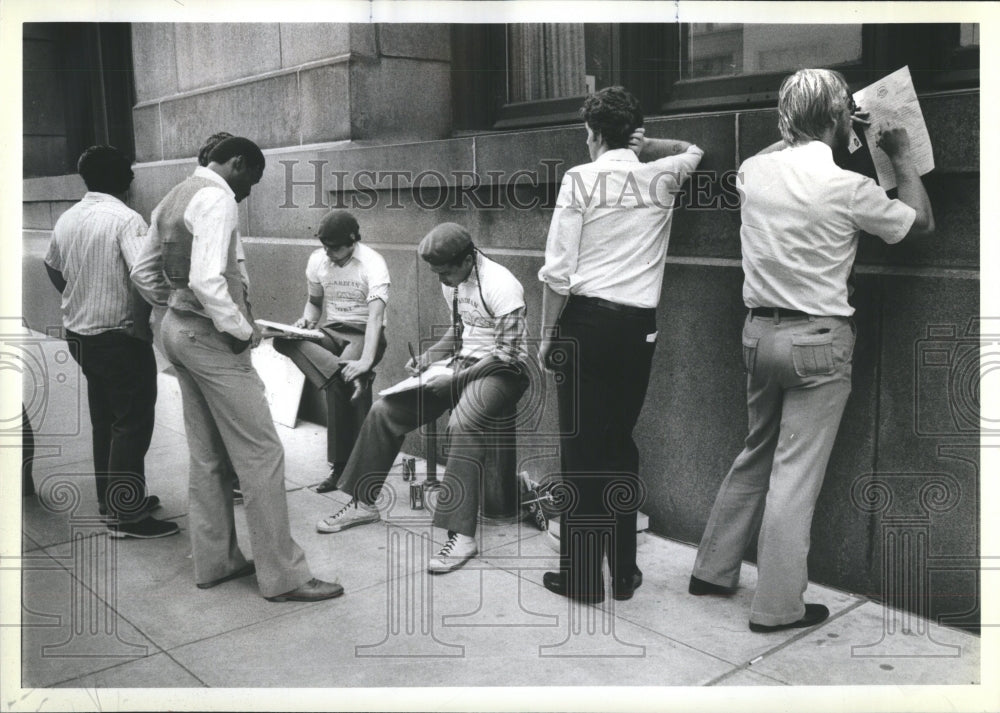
786,140,834,162
193,165,236,199
594,148,640,165
81,191,128,206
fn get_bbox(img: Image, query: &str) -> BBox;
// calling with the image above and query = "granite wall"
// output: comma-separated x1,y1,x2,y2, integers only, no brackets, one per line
21,23,981,630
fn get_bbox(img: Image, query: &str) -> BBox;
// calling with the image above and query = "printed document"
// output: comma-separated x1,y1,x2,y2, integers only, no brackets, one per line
852,66,934,191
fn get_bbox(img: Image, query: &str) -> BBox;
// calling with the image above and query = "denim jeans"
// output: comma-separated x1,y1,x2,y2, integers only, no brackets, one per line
693,312,854,626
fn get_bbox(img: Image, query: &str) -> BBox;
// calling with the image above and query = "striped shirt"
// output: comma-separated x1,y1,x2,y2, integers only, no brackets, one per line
45,192,149,335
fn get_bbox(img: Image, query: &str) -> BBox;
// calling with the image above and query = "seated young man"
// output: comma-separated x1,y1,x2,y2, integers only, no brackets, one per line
315,223,529,574
273,210,389,492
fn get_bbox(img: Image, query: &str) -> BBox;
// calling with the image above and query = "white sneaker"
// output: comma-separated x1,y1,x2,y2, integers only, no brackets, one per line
427,532,478,573
316,499,380,533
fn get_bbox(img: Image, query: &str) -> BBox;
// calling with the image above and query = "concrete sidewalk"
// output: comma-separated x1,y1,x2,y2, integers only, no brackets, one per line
15,333,981,698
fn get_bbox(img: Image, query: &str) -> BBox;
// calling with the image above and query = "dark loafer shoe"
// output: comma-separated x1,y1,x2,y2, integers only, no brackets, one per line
312,475,339,494
749,603,830,633
688,575,737,596
100,494,161,518
612,568,643,601
266,578,344,603
542,571,604,604
197,561,256,590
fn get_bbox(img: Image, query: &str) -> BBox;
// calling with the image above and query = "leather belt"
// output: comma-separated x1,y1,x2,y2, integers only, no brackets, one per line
749,307,812,320
570,295,655,317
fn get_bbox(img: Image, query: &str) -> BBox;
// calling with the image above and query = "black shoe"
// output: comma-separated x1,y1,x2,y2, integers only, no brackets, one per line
688,575,737,596
312,468,340,494
749,603,830,633
612,567,643,601
197,561,256,589
542,571,604,604
107,516,179,539
100,495,161,519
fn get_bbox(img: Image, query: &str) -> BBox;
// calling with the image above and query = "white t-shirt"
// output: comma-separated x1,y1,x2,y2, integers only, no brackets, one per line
740,141,916,317
306,242,390,326
441,255,527,362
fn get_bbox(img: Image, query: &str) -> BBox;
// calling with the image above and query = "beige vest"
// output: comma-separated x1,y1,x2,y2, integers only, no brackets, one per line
156,175,252,324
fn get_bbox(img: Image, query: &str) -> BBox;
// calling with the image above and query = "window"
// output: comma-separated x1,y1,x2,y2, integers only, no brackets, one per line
450,23,979,131
23,23,135,178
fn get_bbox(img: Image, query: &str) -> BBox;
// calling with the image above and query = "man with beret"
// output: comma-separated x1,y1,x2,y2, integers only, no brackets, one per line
273,210,390,493
316,223,529,574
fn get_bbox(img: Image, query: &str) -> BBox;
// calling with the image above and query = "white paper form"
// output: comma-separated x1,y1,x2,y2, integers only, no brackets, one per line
378,361,454,396
852,66,934,191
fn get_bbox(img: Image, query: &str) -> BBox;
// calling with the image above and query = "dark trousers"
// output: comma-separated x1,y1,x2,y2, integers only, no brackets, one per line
66,329,157,520
273,323,386,467
552,297,656,596
337,364,527,536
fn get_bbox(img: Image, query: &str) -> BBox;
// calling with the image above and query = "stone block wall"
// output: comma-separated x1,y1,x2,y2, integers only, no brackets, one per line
20,22,980,629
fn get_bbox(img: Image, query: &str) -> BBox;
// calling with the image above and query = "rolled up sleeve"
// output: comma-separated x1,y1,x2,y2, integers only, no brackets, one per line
130,213,171,306
186,188,253,340
538,174,584,295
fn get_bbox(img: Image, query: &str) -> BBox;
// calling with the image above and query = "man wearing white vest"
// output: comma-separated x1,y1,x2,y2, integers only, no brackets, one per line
131,136,342,602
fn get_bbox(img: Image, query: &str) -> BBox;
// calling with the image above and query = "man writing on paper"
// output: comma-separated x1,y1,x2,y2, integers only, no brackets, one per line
131,136,342,602
271,210,390,494
315,223,529,575
689,69,933,632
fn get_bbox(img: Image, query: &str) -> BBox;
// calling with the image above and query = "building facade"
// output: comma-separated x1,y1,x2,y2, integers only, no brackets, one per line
22,22,981,630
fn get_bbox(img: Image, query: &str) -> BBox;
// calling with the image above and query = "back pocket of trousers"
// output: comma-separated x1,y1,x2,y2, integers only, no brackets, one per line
791,335,835,376
742,335,759,375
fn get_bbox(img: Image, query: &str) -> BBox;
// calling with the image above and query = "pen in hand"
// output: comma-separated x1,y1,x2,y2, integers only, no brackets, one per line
407,342,421,374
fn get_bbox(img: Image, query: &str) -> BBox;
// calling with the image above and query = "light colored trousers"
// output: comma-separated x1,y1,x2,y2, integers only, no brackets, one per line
161,309,311,597
693,313,854,626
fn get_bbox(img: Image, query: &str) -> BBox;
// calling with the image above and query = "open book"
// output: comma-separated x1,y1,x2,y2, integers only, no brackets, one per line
378,360,454,397
255,319,325,340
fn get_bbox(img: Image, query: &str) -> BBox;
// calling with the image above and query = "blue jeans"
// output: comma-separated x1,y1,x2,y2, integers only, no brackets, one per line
693,313,854,626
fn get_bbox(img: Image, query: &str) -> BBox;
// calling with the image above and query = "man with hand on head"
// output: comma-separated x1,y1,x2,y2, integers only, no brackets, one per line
131,136,342,602
316,223,529,575
272,210,390,494
538,85,703,604
689,68,933,632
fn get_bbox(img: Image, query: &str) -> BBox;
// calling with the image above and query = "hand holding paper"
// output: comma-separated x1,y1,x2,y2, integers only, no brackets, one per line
852,66,934,190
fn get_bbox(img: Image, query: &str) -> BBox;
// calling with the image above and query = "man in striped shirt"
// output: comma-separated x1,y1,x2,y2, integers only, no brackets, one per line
45,146,177,539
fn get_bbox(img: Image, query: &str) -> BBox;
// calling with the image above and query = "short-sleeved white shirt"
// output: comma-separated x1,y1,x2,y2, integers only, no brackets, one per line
739,141,916,317
442,255,528,362
306,241,390,326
